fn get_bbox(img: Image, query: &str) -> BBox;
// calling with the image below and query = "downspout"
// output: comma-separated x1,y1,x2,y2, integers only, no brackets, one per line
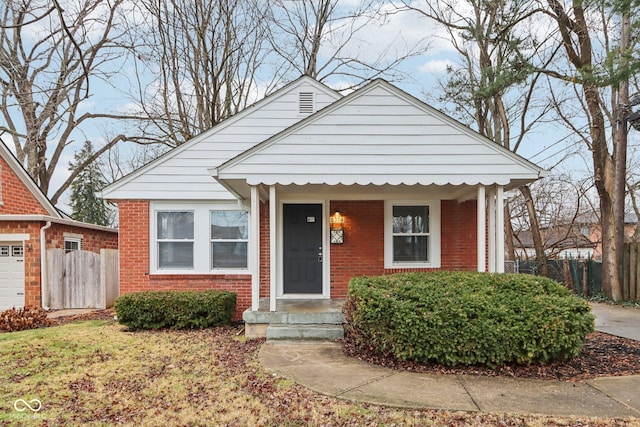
40,221,52,310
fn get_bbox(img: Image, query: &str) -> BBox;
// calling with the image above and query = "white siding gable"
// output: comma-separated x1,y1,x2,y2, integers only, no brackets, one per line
101,77,341,200
216,80,544,190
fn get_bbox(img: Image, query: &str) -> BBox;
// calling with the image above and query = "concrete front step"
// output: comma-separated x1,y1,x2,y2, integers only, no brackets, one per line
266,323,344,340
243,310,343,325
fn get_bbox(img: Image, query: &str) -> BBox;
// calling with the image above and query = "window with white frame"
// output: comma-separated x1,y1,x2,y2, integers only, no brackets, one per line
385,200,441,268
151,203,250,273
156,211,194,269
64,237,82,253
210,211,248,269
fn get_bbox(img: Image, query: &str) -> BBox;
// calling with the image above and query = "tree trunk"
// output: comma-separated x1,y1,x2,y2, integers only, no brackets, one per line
521,185,548,276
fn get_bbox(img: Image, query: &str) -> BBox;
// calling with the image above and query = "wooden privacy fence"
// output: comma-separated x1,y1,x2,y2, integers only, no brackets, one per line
623,243,640,301
46,248,119,309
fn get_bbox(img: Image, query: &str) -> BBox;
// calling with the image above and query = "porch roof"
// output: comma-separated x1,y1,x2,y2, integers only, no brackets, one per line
211,79,545,200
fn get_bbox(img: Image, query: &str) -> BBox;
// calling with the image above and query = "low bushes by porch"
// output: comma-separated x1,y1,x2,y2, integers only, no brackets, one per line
114,290,236,330
344,272,594,367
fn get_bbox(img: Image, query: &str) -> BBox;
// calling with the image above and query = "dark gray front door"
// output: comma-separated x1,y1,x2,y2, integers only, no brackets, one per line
283,204,323,294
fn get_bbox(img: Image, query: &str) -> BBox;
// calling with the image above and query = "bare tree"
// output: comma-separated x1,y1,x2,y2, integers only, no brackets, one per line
268,0,428,89
122,0,274,146
540,0,640,300
0,0,150,204
396,0,555,272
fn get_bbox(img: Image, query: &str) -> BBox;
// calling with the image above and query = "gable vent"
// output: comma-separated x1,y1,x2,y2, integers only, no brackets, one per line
298,92,315,114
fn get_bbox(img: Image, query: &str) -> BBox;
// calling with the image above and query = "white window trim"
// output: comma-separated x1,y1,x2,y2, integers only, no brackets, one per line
384,200,441,269
150,201,250,275
64,236,82,253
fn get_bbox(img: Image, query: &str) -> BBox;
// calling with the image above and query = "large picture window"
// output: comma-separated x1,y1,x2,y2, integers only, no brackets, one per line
157,211,194,269
211,211,248,269
385,200,441,268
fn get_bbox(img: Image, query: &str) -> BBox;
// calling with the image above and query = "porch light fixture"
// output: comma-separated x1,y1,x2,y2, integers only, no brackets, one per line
330,211,345,244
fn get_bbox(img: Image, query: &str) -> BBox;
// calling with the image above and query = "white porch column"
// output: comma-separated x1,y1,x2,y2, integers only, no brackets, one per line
477,185,486,272
487,186,496,272
250,185,260,311
269,185,277,312
496,185,505,273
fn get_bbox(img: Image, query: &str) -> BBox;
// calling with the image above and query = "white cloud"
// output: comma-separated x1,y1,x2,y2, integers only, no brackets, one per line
418,59,454,74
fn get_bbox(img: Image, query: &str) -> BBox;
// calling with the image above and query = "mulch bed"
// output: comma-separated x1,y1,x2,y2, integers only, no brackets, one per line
342,331,640,381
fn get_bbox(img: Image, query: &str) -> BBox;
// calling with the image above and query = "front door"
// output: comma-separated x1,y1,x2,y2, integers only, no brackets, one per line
283,204,323,294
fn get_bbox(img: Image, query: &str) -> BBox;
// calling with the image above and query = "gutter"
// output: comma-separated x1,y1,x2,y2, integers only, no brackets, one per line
40,221,52,310
0,214,117,233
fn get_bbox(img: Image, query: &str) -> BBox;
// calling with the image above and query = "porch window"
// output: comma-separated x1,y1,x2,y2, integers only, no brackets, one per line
210,211,248,269
392,205,429,262
384,200,441,269
157,211,194,269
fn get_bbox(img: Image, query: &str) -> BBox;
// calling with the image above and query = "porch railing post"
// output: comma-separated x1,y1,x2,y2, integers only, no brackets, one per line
477,185,486,272
250,185,260,311
269,185,277,312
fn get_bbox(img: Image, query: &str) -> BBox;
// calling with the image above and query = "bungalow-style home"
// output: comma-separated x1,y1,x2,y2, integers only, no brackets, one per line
101,76,545,337
0,141,118,311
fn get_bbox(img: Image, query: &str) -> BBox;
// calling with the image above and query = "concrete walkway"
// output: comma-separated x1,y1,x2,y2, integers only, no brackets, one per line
259,303,640,417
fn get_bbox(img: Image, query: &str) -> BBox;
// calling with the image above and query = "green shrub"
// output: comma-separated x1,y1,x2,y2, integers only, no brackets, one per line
344,272,594,367
114,290,236,330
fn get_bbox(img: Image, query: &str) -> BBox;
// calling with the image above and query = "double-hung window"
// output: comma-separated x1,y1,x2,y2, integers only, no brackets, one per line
157,211,194,269
152,203,249,273
210,211,248,269
384,200,441,268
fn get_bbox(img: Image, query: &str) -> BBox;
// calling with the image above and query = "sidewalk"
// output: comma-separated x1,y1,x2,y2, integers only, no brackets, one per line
259,303,640,417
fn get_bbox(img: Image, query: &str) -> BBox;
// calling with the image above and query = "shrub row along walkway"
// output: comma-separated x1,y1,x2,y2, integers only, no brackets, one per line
260,303,640,418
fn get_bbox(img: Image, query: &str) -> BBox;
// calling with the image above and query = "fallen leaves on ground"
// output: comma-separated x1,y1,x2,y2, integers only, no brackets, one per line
0,315,638,426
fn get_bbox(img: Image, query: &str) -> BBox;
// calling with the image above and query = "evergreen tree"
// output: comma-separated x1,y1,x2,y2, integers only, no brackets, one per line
69,141,110,226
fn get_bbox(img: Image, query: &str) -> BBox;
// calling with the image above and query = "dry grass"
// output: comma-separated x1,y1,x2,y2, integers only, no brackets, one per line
1,320,639,426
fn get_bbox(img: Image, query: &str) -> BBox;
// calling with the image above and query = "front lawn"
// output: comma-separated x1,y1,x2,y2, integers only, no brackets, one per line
0,320,636,426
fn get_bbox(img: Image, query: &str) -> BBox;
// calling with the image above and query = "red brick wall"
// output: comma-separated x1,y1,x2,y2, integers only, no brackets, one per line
0,220,118,308
117,200,251,319
46,223,118,252
0,156,49,215
328,200,478,297
116,198,478,315
259,201,270,298
329,201,385,298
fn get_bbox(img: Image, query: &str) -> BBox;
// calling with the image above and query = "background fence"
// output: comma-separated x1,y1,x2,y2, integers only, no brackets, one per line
46,248,119,309
518,258,603,297
623,243,640,301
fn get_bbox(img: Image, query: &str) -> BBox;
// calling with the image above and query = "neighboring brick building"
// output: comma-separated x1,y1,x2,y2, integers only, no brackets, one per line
0,142,118,311
102,77,544,320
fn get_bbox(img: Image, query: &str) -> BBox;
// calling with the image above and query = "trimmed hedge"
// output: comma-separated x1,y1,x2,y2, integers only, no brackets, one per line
114,290,236,330
344,272,594,367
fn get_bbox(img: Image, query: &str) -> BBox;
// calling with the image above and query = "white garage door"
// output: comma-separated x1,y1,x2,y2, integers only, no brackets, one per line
0,242,25,311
